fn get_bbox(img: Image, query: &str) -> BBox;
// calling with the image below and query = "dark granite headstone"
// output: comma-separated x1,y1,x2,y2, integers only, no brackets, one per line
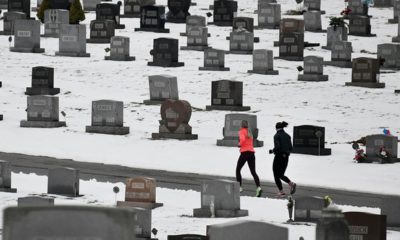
324,41,352,68
180,15,207,36
20,96,66,128
316,207,350,240
377,43,400,69
17,196,54,206
344,212,386,240
8,0,30,18
49,0,70,9
345,57,385,88
56,24,90,57
166,0,191,23
0,11,26,35
388,0,400,23
180,26,209,51
143,75,179,105
26,66,60,95
87,19,115,44
0,160,17,193
105,36,135,61
292,125,331,155
257,3,280,29
199,48,230,71
206,80,250,111
148,38,184,67
365,134,398,163
96,3,125,29
294,196,325,222
211,0,238,26
48,167,79,196
117,177,163,209
298,56,328,81
122,0,155,18
348,16,375,37
277,19,305,61
10,19,45,53
134,5,169,33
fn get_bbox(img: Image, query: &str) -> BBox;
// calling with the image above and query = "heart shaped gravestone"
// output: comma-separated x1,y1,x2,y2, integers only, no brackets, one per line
160,99,192,133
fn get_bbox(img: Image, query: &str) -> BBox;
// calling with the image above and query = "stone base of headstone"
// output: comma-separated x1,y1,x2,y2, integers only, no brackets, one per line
324,60,353,68
151,132,198,140
298,74,329,82
348,32,377,37
166,17,189,24
180,46,211,51
105,56,136,61
134,28,170,33
85,125,130,135
55,51,91,57
148,62,184,68
10,47,45,53
292,147,332,156
343,15,372,19
255,25,280,30
18,196,55,206
0,31,12,35
274,41,319,48
365,156,400,164
193,208,249,218
42,33,60,38
388,18,398,23
120,13,140,18
247,69,279,75
228,50,253,55
392,36,400,42
345,82,385,88
87,38,111,44
217,138,264,147
0,187,17,193
206,105,251,111
20,120,66,128
226,36,260,43
180,32,211,37
117,201,163,210
275,56,304,61
115,24,125,29
25,87,61,95
199,66,230,71
208,22,233,27
143,100,165,105
306,29,327,33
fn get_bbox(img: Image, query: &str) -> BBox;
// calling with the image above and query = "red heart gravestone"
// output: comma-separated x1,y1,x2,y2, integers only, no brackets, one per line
160,99,192,133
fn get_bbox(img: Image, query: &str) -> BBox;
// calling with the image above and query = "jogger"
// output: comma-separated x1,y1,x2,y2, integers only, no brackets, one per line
236,151,260,187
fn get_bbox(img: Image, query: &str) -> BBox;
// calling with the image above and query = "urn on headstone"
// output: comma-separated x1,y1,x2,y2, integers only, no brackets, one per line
256,3,280,29
0,11,26,36
315,206,350,240
122,0,155,18
365,134,399,163
294,196,325,222
180,26,209,51
324,41,352,68
206,80,250,111
166,0,191,23
248,49,279,75
26,66,60,95
388,0,400,23
0,160,17,193
18,196,55,206
117,177,163,209
87,19,115,44
143,75,179,105
43,9,69,38
10,19,45,53
48,167,80,197
56,24,90,57
343,212,386,240
134,5,169,33
345,57,385,88
292,125,332,155
199,48,230,71
298,56,328,81
377,43,400,70
211,0,238,26
105,36,135,61
8,0,30,18
148,38,184,67
96,3,125,29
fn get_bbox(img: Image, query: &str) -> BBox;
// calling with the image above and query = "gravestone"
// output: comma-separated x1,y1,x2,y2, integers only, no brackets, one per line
43,9,69,38
345,57,385,88
18,196,55,206
322,26,348,50
343,212,386,240
8,0,30,18
388,0,400,23
48,167,79,196
304,11,324,32
26,66,60,95
10,19,45,53
143,75,179,105
148,38,184,67
377,43,400,69
381,196,400,227
229,30,254,54
134,5,170,33
180,15,207,36
217,113,263,147
304,0,324,12
211,0,238,26
292,125,332,155
56,24,90,57
206,220,288,240
169,235,208,240
86,100,130,135
117,177,163,209
348,16,376,36
206,80,250,111
87,19,115,44
294,196,325,222
277,19,305,61
199,48,230,71
117,207,152,239
248,49,279,75
0,12,26,35
82,0,101,11
374,0,393,7
257,3,280,29
315,206,350,240
347,0,369,17
0,160,17,193
152,99,198,140
180,26,209,51
230,17,259,42
105,36,135,61
3,206,137,239
393,21,400,42
365,134,399,163
122,0,155,18
20,96,66,128
193,180,248,218
324,41,352,68
166,0,191,23
96,3,125,29
298,56,328,81
0,0,7,8
49,0,70,9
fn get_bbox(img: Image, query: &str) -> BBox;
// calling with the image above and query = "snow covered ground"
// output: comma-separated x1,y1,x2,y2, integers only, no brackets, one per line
0,0,399,198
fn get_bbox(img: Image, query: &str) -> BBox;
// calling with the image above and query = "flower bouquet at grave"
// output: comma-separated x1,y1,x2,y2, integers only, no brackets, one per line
340,7,351,17
329,16,348,30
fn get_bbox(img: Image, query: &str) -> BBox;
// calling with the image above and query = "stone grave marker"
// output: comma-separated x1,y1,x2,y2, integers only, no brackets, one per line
180,26,209,51
105,36,135,61
43,9,69,38
347,0,369,17
117,177,163,209
294,196,325,222
393,20,400,42
0,12,26,35
17,196,55,206
277,19,305,61
210,0,238,26
49,0,70,10
48,167,79,196
348,16,376,36
344,212,386,240
298,56,328,81
20,96,66,128
143,75,179,105
87,19,115,44
377,43,400,69
0,160,17,193
8,0,30,18
166,0,191,23
180,15,207,36
206,220,288,240
56,24,90,57
324,41,352,68
3,206,137,239
345,57,385,88
82,0,101,11
381,196,400,227
292,125,332,155
96,3,125,29
365,134,399,163
230,17,259,42
388,0,400,23
248,49,279,75
152,99,198,140
86,100,130,135
26,66,60,95
122,0,155,18
304,0,324,13
229,30,254,54
134,5,170,33
374,0,393,7
117,207,152,239
256,3,280,29
10,19,45,53
0,0,7,8
148,38,184,67
217,113,263,147
304,10,324,32
322,25,348,50
193,179,248,218
206,80,250,111
199,48,230,71
316,206,350,240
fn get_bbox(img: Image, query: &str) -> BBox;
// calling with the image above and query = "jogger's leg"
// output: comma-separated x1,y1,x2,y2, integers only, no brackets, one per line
236,153,247,186
246,153,260,187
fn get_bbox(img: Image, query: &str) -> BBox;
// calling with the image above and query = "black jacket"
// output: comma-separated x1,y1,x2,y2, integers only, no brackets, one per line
273,129,293,155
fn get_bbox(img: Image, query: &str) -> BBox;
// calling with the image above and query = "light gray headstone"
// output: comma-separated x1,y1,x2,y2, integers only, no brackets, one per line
110,36,130,59
366,134,398,159
83,0,101,11
377,43,400,68
258,3,281,29
18,196,55,206
304,10,322,31
303,56,324,74
187,26,208,46
304,0,321,11
331,41,352,61
229,31,254,52
58,24,87,55
148,75,179,101
348,0,368,16
13,19,42,50
326,26,348,49
130,207,152,238
252,49,274,71
27,96,59,121
44,9,69,37
91,100,124,127
47,167,79,196
223,114,257,139
295,196,325,222
201,179,240,210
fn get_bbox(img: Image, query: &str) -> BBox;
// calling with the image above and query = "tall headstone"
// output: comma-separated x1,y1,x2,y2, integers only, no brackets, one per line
365,134,399,163
86,100,130,135
56,24,90,57
193,180,248,218
294,196,325,222
377,43,400,69
143,75,179,105
199,48,230,71
134,5,169,33
26,66,60,95
304,11,324,32
0,11,26,35
298,56,328,81
257,3,280,29
117,177,163,209
206,220,288,240
166,0,191,23
20,96,66,128
180,26,209,51
322,26,348,50
248,49,279,75
10,19,45,53
388,0,400,23
345,57,385,88
381,196,400,227
151,99,198,140
292,125,332,155
347,0,369,17
316,206,350,240
206,80,251,111
43,9,69,37
8,0,30,18
180,15,207,36
87,19,115,44
48,167,79,196
229,30,254,54
348,16,375,36
82,0,101,11
393,20,400,42
324,41,352,68
211,0,238,26
278,18,305,61
96,3,125,29
122,0,155,18
216,113,263,147
343,212,386,240
18,196,55,206
0,160,17,193
105,36,135,61
373,0,393,7
148,38,184,67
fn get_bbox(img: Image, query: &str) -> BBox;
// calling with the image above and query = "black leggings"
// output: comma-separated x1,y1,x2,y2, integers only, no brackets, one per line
273,153,291,191
236,151,260,187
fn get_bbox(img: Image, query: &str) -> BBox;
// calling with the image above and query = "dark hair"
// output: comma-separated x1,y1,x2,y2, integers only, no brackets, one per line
275,121,289,129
